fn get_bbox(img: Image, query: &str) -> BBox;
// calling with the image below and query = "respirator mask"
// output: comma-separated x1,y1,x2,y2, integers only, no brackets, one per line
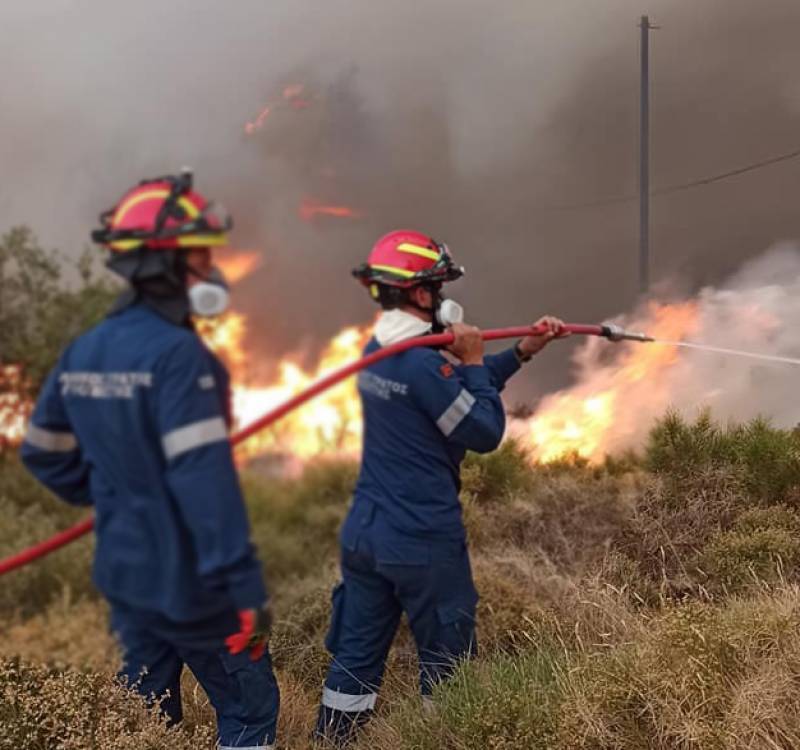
436,298,464,328
427,283,465,333
188,266,230,317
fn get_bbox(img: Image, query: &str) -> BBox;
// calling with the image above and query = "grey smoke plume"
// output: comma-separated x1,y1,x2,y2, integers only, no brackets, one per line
511,245,800,459
3,0,800,401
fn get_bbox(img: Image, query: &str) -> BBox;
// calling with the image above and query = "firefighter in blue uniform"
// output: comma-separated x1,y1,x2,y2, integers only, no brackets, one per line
20,171,280,750
314,229,565,743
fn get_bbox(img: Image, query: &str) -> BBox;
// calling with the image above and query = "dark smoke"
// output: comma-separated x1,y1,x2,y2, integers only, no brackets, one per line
3,0,800,401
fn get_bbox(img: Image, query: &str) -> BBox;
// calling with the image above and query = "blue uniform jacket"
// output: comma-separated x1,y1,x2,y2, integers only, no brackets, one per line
343,339,520,548
20,303,266,622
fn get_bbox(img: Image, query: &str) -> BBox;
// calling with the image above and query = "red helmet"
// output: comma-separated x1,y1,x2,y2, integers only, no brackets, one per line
91,169,231,252
352,230,464,290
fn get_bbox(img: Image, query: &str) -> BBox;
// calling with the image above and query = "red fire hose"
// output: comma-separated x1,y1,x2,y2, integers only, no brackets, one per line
0,322,650,576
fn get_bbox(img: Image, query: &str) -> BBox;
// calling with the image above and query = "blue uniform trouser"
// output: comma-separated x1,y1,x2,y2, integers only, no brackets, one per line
111,602,280,749
315,507,478,743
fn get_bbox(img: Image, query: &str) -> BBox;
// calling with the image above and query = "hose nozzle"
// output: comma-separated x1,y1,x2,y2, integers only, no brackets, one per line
601,323,654,343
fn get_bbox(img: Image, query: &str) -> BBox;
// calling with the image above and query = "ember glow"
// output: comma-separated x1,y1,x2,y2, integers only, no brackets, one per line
244,83,310,135
244,106,272,135
299,197,363,222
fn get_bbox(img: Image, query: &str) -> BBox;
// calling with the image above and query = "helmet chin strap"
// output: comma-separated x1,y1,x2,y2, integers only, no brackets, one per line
403,284,445,332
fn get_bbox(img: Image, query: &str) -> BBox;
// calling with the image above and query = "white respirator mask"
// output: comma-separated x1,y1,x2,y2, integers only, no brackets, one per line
188,266,230,317
436,298,464,328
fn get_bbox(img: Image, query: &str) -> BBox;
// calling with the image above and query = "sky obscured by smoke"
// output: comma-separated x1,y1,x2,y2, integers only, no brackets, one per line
3,0,800,400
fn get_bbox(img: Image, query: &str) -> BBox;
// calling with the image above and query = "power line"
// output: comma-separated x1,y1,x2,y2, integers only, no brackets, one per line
549,145,800,211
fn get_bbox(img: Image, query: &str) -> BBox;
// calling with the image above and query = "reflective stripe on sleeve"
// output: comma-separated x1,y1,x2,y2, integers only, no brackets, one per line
436,389,476,437
24,424,78,452
162,416,228,460
321,687,378,713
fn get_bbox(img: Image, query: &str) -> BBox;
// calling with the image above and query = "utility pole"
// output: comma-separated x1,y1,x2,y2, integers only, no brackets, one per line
639,15,657,295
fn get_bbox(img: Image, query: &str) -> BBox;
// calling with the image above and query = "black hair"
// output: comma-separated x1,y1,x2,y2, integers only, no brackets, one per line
375,284,410,310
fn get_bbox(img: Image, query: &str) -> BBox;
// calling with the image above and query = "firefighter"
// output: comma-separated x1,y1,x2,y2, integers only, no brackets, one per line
20,170,279,750
314,230,565,744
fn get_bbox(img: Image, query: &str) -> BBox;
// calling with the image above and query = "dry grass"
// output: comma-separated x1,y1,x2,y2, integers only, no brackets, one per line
4,414,800,748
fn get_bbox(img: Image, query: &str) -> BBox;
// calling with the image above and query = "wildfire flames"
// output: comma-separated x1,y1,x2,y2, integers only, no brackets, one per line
198,313,371,464
1,294,775,467
0,365,29,448
199,300,703,467
0,301,706,465
511,302,700,462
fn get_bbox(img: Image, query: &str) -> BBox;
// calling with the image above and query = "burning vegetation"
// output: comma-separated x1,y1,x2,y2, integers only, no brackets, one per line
0,365,28,448
3,267,798,469
197,311,370,464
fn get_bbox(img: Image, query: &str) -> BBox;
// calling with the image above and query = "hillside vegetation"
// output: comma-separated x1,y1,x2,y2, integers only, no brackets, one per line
3,228,800,748
4,415,800,749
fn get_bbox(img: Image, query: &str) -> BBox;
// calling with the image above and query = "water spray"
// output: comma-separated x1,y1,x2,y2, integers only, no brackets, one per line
655,340,800,367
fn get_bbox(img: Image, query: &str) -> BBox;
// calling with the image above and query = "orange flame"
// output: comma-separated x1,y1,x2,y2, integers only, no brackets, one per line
216,251,262,284
244,83,311,135
199,313,370,462
512,302,700,462
0,365,30,447
0,300,712,467
299,197,363,222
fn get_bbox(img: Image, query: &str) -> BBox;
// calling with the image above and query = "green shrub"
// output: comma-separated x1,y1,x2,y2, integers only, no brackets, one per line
243,459,356,586
0,453,87,519
647,411,800,502
461,439,533,506
371,648,563,750
703,507,800,592
0,494,95,618
0,226,117,406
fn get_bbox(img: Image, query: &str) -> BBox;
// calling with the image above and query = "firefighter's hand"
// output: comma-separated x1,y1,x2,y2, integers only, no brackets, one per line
225,602,273,661
448,323,484,365
518,316,569,358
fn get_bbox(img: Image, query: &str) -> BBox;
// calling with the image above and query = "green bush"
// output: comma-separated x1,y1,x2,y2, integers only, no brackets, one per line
461,439,533,506
372,648,563,750
614,413,800,596
647,411,800,502
243,459,356,586
0,226,117,403
703,507,800,592
0,455,95,618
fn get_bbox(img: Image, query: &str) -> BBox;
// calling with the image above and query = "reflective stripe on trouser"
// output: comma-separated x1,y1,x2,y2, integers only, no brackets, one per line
315,538,478,742
316,687,377,746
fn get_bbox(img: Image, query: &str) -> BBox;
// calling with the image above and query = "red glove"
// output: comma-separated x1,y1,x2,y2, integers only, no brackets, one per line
225,603,273,661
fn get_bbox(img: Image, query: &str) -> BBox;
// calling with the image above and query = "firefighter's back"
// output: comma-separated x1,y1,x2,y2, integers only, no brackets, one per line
57,303,232,620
